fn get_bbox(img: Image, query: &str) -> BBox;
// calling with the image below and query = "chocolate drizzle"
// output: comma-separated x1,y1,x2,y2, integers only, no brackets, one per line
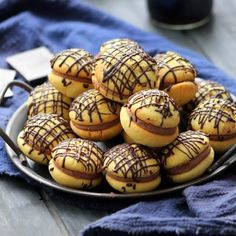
186,80,233,111
51,48,94,77
189,99,236,137
96,43,157,100
166,145,211,175
52,138,104,173
28,82,72,119
153,51,197,90
126,89,179,127
103,143,160,181
70,89,121,123
162,130,209,163
21,113,75,161
100,38,142,53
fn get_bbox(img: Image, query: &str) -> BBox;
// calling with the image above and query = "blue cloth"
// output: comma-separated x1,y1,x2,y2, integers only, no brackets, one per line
0,0,235,235
82,175,236,236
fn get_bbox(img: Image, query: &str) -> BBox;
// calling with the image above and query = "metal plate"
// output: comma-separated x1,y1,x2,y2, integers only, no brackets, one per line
4,102,234,199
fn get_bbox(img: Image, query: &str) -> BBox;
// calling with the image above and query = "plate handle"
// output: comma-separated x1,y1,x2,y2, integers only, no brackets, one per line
0,127,27,166
208,144,236,173
0,80,32,105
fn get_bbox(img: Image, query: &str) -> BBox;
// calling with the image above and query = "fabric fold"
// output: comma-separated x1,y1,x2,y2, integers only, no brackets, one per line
82,176,236,236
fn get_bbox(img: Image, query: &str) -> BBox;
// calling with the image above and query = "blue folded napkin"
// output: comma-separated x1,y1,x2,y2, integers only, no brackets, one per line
0,0,235,235
82,175,236,236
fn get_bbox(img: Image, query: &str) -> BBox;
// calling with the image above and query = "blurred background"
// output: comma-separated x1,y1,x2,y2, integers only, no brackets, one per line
83,0,236,79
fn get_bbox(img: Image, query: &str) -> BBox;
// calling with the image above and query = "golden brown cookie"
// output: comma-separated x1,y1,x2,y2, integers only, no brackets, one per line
69,89,122,141
162,130,214,184
48,48,94,98
122,131,135,144
153,51,197,106
27,82,72,121
17,113,76,165
103,143,161,193
120,89,180,147
100,38,141,54
184,78,233,112
93,41,159,103
189,98,236,153
49,138,104,189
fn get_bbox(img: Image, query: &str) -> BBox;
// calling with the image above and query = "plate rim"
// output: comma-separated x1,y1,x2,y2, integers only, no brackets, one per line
4,102,230,199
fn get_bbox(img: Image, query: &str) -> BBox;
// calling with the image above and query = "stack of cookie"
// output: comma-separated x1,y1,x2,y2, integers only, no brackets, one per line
16,39,235,193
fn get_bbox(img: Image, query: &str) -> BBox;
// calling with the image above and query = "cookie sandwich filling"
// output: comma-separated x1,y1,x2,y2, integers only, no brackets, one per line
166,145,211,175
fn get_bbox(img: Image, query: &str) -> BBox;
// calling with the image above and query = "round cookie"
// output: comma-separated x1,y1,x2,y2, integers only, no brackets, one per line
153,51,197,106
48,48,94,98
189,98,236,153
92,42,159,103
100,38,142,54
162,130,214,184
69,89,122,141
27,82,72,121
17,113,76,165
103,143,161,193
184,78,233,112
120,89,180,147
49,138,104,189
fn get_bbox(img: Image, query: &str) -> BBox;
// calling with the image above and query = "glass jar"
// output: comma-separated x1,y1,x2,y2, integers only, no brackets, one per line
147,0,213,30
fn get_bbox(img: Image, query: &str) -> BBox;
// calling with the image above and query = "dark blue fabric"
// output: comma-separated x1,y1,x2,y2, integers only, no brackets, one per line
0,1,235,235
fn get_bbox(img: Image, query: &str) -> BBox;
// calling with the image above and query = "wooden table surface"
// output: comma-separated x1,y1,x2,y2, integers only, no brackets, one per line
1,0,235,235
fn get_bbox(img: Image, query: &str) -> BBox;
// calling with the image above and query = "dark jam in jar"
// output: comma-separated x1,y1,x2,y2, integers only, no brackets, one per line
147,0,213,30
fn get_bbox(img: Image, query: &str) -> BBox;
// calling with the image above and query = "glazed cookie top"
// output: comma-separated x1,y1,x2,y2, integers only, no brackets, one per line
50,48,94,78
52,138,104,173
125,89,180,128
69,89,121,125
27,82,72,120
94,44,159,102
100,38,141,54
188,79,233,108
153,51,197,90
162,130,211,169
189,98,236,136
20,113,75,155
103,143,160,180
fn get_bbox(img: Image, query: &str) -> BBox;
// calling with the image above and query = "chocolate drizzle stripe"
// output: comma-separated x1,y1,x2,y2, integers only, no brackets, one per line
51,49,94,77
154,52,197,90
190,80,233,108
127,89,179,127
103,144,160,180
96,44,157,100
52,139,104,172
54,160,101,179
71,118,120,131
166,145,211,175
106,170,160,183
98,81,131,99
28,83,72,119
127,108,177,135
101,39,141,52
189,99,236,137
52,70,92,83
162,131,209,166
21,114,75,156
70,89,120,123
